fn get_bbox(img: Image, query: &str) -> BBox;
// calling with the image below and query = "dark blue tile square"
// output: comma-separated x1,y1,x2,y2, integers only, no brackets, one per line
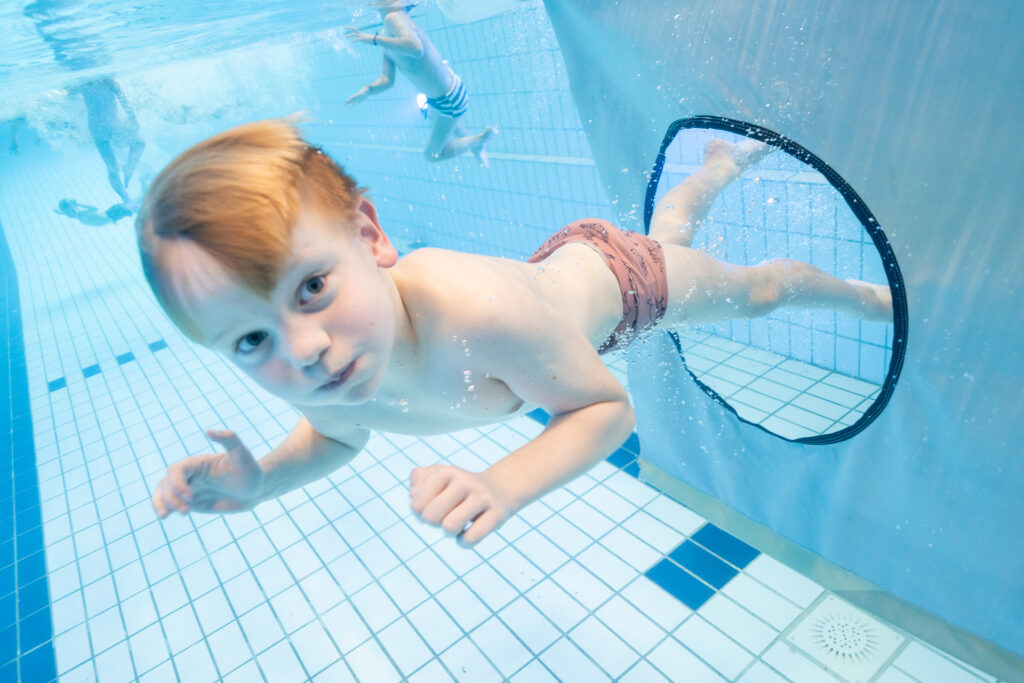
148,339,168,352
0,655,14,681
0,563,13,598
692,524,759,569
526,408,549,425
606,447,636,469
46,378,66,392
16,522,43,553
15,505,41,535
623,460,641,478
81,364,101,378
18,576,50,617
621,432,641,454
0,592,14,628
19,605,53,651
17,550,46,587
0,625,15,667
669,541,738,589
0,539,13,570
115,352,136,365
18,641,56,683
645,559,715,610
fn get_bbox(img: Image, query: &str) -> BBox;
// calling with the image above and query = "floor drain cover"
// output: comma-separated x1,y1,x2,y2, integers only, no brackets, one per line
786,594,904,682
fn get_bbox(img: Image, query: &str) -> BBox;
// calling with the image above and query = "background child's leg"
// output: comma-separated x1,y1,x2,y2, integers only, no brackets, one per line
649,139,771,247
424,116,496,164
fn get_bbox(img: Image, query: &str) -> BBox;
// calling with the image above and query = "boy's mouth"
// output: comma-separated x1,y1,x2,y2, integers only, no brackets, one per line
319,360,357,392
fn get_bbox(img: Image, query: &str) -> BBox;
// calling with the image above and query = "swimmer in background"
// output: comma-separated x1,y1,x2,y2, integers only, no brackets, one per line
70,76,146,209
55,198,133,226
140,119,892,548
344,1,497,166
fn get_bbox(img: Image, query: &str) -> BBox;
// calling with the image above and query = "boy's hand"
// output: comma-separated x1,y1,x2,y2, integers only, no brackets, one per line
344,25,375,45
409,465,513,547
151,429,264,518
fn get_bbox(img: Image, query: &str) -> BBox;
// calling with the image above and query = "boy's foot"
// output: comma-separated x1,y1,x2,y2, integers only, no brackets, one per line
703,138,773,180
471,126,498,168
846,279,894,321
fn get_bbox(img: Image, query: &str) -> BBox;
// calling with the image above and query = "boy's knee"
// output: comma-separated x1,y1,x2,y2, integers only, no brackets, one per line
747,259,790,316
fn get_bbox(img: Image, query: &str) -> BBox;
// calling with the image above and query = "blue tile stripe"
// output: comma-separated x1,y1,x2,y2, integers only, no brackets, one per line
1,217,58,682
645,559,715,610
693,522,759,568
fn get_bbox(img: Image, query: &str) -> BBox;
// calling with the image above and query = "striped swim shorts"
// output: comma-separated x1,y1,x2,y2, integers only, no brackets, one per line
426,70,469,118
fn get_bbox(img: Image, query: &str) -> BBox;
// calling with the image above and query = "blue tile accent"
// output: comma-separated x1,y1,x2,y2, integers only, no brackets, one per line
116,351,136,365
148,339,168,352
82,363,101,378
645,559,715,610
669,541,738,589
692,523,760,569
621,432,641,454
526,408,549,425
606,447,636,469
18,642,56,683
1,217,57,678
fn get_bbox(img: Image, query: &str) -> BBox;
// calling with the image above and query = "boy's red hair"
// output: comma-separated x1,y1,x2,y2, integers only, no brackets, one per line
136,118,363,338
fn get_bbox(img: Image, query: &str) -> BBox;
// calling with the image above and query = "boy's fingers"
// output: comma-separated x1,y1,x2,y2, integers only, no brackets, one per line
409,468,451,511
159,478,190,514
417,481,467,526
168,466,192,502
152,488,168,518
442,497,488,537
458,508,500,548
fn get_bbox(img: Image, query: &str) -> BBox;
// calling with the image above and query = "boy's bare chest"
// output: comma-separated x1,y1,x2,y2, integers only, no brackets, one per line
328,365,527,436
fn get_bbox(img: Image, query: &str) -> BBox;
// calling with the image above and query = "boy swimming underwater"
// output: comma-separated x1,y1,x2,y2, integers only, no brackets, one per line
139,119,891,547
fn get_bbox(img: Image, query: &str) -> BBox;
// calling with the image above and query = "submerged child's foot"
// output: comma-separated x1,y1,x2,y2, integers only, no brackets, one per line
703,138,773,179
846,279,894,321
471,126,498,168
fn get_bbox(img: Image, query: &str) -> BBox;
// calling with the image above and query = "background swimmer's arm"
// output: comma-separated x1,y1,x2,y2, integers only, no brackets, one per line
346,56,396,106
375,10,426,58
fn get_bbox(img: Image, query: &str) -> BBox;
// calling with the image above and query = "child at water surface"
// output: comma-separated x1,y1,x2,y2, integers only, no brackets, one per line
139,118,891,547
344,1,496,165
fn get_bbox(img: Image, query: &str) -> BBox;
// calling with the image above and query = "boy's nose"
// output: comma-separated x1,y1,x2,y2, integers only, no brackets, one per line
283,323,330,369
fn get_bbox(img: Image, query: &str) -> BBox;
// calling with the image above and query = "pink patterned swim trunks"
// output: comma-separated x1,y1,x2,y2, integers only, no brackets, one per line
528,219,668,354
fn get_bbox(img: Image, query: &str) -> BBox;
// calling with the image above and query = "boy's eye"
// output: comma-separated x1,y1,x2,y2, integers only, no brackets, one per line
300,275,326,303
236,331,267,354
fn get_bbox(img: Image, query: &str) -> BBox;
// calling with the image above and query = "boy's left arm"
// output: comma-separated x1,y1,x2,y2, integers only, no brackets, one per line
410,321,635,546
346,12,425,58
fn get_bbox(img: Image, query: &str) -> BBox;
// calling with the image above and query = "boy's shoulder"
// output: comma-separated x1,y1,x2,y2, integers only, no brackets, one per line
393,247,542,341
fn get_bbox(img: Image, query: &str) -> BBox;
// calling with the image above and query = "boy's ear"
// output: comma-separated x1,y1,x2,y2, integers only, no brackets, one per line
356,198,398,268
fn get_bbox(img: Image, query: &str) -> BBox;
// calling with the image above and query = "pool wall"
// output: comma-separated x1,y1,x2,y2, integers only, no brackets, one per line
543,0,1024,656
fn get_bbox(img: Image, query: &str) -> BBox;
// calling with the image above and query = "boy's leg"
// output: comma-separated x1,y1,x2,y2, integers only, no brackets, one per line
660,247,893,327
649,138,771,247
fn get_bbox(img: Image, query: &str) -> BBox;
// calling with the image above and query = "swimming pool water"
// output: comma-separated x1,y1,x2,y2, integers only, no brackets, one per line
0,2,1011,681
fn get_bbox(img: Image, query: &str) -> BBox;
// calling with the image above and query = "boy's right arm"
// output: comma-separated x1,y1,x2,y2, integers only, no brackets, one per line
346,56,396,106
151,418,367,517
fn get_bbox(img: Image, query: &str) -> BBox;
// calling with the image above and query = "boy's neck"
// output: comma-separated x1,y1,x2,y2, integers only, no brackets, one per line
378,270,419,393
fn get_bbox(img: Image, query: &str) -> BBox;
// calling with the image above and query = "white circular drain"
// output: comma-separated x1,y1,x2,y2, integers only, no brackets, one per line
812,614,876,660
787,595,905,682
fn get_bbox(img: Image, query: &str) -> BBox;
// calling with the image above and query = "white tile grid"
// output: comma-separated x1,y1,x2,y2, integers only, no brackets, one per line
673,327,883,440
1,97,1001,683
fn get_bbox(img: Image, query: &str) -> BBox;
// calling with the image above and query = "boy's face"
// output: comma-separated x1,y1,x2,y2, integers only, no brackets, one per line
166,199,400,408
